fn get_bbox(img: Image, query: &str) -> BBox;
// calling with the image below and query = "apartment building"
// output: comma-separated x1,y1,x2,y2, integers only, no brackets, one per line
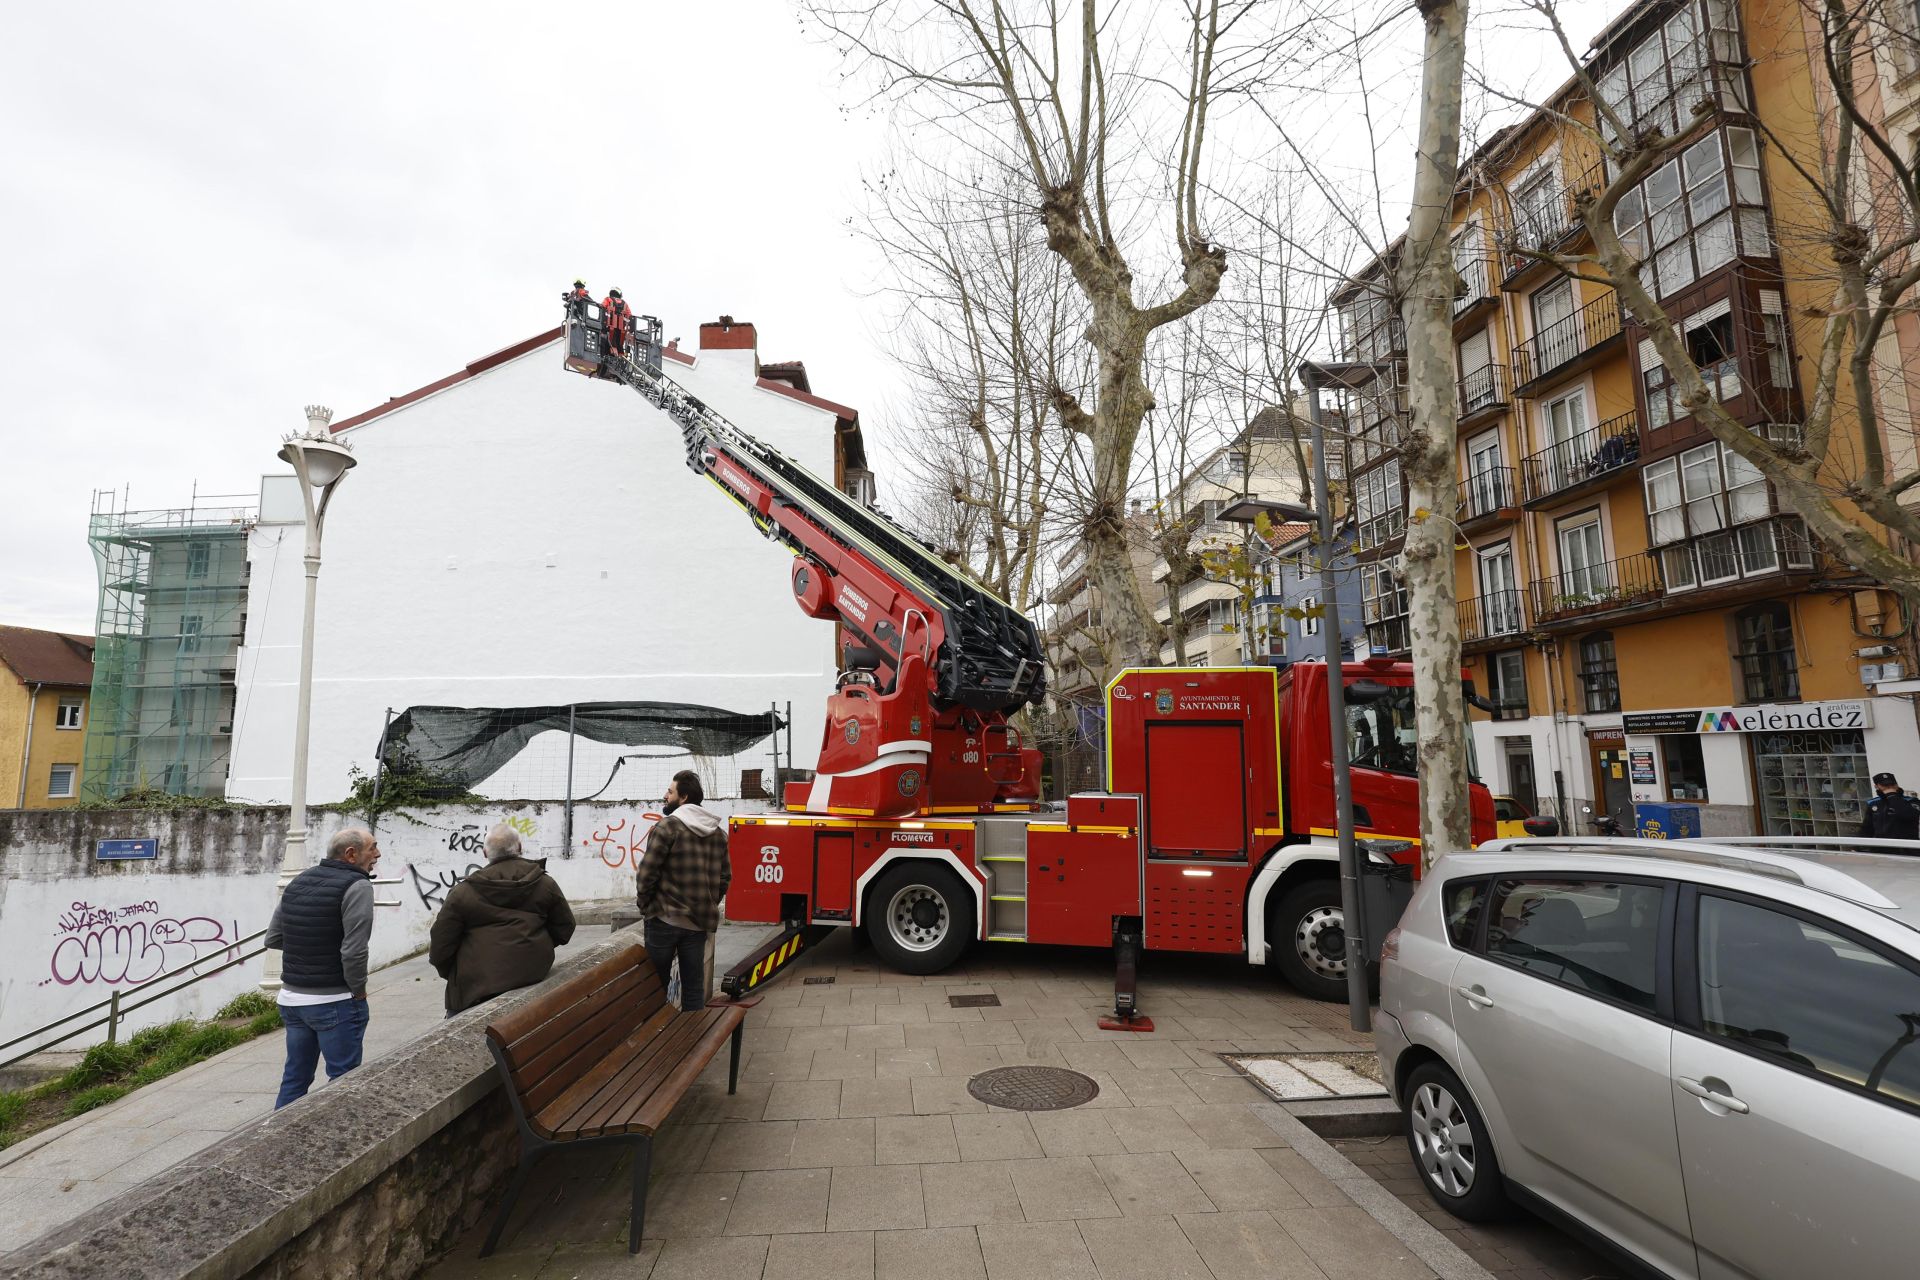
1330,0,1920,835
1043,522,1160,705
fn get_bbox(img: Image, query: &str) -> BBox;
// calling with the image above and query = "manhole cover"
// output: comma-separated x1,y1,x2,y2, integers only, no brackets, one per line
947,993,1000,1008
967,1065,1100,1111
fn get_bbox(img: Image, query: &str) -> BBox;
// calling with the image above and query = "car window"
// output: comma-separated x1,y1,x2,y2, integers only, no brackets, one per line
1443,879,1487,948
1494,798,1523,821
1696,895,1920,1108
1486,878,1663,1012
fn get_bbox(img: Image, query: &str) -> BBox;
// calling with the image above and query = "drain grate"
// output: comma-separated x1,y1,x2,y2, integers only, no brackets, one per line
803,976,836,985
967,1065,1100,1112
947,993,1000,1008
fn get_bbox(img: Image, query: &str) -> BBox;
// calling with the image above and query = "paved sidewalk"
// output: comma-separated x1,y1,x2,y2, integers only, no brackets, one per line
0,925,633,1255
432,935,1480,1280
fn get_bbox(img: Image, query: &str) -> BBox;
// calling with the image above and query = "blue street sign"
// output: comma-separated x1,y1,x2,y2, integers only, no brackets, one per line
96,838,158,861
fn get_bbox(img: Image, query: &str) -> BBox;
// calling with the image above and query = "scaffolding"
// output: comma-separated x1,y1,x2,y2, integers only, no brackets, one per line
82,488,255,802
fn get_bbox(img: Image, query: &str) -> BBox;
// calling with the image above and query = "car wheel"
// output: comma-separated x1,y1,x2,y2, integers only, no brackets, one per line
866,862,974,975
1270,880,1351,1002
1403,1060,1508,1221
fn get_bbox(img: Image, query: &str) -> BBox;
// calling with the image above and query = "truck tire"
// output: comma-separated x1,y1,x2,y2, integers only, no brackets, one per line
1271,880,1350,1002
866,862,974,975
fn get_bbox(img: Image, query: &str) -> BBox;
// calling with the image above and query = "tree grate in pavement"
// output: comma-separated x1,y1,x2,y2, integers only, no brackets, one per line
966,1065,1100,1111
1223,1051,1388,1101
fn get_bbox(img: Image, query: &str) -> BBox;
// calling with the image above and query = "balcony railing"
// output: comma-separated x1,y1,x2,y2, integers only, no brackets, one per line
1458,467,1519,523
1459,363,1511,418
1458,589,1527,644
1454,254,1494,314
1501,158,1607,280
1528,553,1664,624
1515,291,1621,387
1522,411,1641,503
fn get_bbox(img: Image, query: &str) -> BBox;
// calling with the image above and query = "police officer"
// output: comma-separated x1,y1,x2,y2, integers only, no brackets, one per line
1859,772,1920,840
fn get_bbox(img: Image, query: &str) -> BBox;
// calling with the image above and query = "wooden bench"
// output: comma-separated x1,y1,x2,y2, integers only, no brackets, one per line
481,944,749,1256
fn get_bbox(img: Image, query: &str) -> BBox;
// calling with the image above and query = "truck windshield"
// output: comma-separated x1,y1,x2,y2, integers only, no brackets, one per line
1343,680,1480,780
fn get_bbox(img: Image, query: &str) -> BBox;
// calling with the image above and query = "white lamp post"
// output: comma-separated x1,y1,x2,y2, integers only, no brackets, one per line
261,405,358,990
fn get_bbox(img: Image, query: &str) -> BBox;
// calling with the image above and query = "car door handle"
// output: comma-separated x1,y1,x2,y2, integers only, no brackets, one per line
1456,985,1495,1008
1678,1076,1749,1114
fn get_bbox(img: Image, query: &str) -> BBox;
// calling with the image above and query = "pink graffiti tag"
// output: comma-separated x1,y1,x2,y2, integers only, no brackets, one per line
49,914,240,987
583,813,662,870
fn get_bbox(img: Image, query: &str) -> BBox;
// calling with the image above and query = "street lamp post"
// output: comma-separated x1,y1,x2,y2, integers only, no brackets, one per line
261,406,358,990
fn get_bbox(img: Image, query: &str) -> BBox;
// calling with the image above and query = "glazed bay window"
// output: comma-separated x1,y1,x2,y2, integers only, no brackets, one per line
1595,0,1747,145
1362,562,1409,652
1341,286,1402,363
1354,459,1405,551
1207,598,1236,635
1613,129,1770,301
1644,442,1810,589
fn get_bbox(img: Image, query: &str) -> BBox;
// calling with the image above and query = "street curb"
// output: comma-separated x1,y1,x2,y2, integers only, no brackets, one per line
1253,1101,1496,1280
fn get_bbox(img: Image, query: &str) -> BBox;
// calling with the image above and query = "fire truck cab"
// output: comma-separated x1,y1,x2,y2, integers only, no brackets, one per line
727,662,1494,1001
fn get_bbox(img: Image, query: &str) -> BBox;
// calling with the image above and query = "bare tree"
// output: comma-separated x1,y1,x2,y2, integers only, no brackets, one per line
804,0,1281,665
1398,0,1475,862
1515,0,1920,610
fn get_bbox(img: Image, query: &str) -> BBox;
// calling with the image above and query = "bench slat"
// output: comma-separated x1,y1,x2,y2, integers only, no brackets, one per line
487,946,646,1048
543,1008,712,1138
511,966,664,1102
576,1009,726,1134
624,1008,745,1135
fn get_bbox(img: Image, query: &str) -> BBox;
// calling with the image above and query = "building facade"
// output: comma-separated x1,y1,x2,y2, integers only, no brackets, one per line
1331,0,1920,834
0,625,94,808
224,317,873,806
1241,523,1366,668
82,494,251,801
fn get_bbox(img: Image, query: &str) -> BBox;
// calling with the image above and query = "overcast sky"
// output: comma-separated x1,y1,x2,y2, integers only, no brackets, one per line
1,0,1614,636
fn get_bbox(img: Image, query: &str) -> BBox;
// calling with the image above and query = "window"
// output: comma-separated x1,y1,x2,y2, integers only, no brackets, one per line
1459,329,1498,413
1485,878,1665,1012
1759,288,1793,387
55,698,83,730
1613,130,1771,299
1464,430,1507,514
1251,603,1287,658
1340,284,1401,362
1694,895,1920,1110
1346,680,1420,774
1531,279,1577,371
1489,651,1528,719
47,764,76,799
1662,734,1708,801
1737,602,1799,701
1301,595,1321,637
178,616,203,655
1556,517,1608,600
1478,544,1520,634
1361,563,1408,652
186,542,211,579
1685,304,1742,403
1538,387,1590,492
1580,632,1621,713
1646,444,1790,589
1354,460,1405,550
1444,879,1488,948
1756,728,1870,836
1452,225,1488,308
1511,165,1563,252
1599,7,1739,144
1207,598,1236,634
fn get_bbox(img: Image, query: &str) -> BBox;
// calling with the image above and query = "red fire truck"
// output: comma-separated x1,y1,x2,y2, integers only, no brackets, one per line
562,297,1494,1009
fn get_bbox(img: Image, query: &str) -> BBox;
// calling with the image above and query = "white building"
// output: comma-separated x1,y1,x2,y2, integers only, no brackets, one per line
225,317,872,806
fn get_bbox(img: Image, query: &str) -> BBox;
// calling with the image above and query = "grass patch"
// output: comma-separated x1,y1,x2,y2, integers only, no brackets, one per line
1,998,287,1149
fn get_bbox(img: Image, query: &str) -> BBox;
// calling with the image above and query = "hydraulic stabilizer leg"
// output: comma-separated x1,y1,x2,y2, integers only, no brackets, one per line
718,921,833,1000
1097,919,1155,1033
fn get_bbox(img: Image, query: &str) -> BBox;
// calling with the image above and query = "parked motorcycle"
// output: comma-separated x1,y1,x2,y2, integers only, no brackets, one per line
1580,803,1626,837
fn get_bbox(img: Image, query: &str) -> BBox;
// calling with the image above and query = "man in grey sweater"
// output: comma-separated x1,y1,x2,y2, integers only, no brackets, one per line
264,827,379,1108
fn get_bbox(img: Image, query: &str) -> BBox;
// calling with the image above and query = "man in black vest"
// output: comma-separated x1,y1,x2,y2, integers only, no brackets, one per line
266,827,380,1108
1861,772,1920,841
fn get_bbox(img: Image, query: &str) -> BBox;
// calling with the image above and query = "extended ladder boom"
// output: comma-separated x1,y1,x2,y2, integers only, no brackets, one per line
563,307,1045,715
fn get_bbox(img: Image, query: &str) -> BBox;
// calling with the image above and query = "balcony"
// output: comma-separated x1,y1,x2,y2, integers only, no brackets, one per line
1454,255,1497,327
1514,291,1622,392
1458,589,1527,647
1457,467,1520,531
1522,411,1642,505
1458,363,1511,424
1528,553,1665,626
1500,157,1607,285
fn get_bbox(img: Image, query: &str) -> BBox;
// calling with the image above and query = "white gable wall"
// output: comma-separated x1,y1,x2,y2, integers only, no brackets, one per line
226,336,839,805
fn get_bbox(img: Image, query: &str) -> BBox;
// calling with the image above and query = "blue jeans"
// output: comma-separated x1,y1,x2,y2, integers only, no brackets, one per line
275,999,369,1108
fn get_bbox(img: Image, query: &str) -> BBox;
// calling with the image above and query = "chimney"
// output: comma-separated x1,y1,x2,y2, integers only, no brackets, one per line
698,315,758,354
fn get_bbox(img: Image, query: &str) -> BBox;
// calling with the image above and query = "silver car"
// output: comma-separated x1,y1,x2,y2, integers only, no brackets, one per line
1375,836,1920,1280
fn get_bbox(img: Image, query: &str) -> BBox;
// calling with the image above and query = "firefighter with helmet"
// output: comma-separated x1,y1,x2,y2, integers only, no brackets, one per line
602,287,633,355
561,278,591,320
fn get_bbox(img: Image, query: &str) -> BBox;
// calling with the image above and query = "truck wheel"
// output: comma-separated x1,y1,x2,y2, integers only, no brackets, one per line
866,863,973,975
1271,880,1350,1002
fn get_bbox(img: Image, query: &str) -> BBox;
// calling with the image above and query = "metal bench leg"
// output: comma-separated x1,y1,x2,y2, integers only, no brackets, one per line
480,1147,542,1259
629,1135,655,1254
728,1022,744,1096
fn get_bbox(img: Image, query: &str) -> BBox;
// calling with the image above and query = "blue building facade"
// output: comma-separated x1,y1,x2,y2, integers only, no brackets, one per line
1242,524,1366,666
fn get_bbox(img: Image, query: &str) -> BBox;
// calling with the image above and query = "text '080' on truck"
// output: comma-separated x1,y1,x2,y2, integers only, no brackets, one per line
561,291,1495,1016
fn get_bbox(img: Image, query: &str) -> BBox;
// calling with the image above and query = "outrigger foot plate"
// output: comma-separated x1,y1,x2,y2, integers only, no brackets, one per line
1097,922,1155,1033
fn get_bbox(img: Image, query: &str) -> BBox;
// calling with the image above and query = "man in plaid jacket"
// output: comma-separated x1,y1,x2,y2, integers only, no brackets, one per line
636,770,731,1010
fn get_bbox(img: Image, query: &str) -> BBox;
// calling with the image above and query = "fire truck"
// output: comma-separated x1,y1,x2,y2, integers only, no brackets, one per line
562,296,1494,1010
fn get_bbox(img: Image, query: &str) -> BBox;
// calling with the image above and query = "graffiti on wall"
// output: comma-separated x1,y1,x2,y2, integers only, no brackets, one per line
581,813,662,870
43,901,243,987
408,863,481,911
